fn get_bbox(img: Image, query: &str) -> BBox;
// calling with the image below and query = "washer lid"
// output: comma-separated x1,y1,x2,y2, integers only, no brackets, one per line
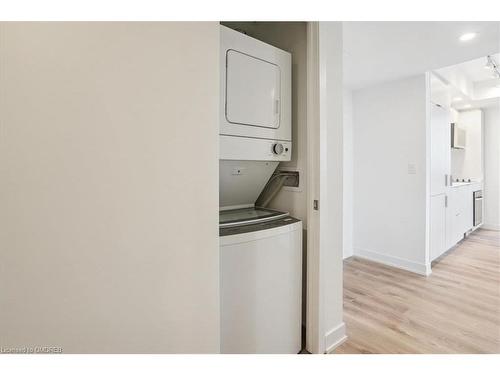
219,160,279,209
220,216,300,237
219,207,289,228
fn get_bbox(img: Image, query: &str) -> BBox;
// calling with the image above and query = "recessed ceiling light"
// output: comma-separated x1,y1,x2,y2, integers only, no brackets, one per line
459,32,477,42
452,97,463,102
462,104,472,109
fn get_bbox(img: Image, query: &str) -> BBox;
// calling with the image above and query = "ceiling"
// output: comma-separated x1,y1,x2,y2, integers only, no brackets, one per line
343,22,500,90
434,53,500,110
458,53,500,82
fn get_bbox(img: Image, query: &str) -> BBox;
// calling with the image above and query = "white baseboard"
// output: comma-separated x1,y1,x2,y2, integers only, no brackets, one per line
325,322,347,353
354,247,431,276
343,250,354,260
482,223,500,231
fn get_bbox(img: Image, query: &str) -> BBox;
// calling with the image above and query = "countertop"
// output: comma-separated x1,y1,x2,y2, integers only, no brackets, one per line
450,181,483,188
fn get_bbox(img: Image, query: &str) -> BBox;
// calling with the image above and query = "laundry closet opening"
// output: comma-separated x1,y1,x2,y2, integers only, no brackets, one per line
218,22,308,354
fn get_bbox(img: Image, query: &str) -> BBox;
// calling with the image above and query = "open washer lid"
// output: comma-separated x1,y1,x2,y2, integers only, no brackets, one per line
219,160,279,209
219,207,289,228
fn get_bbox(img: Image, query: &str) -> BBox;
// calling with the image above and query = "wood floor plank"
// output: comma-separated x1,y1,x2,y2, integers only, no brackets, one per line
333,229,500,354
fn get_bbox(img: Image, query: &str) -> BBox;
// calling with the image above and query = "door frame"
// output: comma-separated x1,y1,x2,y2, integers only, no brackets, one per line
305,21,347,354
305,21,324,354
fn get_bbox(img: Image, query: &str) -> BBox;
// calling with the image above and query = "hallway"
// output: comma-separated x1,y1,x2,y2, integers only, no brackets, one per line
334,229,500,353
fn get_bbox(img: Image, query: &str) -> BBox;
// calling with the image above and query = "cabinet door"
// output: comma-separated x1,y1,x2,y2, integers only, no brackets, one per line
462,186,473,232
446,188,464,248
446,190,455,249
430,194,446,261
430,104,451,196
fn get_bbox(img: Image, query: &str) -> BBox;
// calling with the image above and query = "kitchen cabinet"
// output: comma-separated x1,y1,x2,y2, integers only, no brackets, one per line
458,185,474,237
430,194,447,261
430,103,451,196
431,183,478,262
446,187,463,248
428,102,480,263
429,103,451,261
445,184,475,251
432,185,470,262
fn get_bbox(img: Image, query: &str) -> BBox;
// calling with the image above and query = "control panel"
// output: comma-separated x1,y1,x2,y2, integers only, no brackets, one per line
220,135,291,161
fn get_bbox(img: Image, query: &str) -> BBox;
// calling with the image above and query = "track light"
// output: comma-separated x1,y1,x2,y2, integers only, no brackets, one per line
485,55,500,79
484,60,494,70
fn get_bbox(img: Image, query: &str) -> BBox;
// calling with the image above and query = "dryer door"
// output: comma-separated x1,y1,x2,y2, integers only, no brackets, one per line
225,50,280,129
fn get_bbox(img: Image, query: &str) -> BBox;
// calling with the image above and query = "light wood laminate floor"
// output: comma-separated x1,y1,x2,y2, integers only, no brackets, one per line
333,229,500,354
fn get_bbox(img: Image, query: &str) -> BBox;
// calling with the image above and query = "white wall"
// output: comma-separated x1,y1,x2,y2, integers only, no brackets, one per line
451,110,483,181
0,22,220,353
352,75,429,275
343,89,354,259
483,106,500,230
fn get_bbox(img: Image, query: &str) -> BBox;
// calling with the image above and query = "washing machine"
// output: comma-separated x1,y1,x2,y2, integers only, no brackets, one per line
219,207,302,354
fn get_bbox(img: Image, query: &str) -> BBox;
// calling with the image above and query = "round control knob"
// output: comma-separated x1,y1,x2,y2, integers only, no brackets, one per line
272,143,284,155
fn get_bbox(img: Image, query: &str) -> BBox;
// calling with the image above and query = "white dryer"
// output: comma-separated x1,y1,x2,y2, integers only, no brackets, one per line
220,25,292,162
219,25,293,211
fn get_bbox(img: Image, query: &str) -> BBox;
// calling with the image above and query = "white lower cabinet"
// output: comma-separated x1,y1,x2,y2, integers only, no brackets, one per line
431,185,477,262
460,185,472,233
447,188,463,248
430,194,447,261
449,185,474,246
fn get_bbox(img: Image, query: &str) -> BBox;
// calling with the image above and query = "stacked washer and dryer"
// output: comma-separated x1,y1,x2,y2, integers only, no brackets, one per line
219,25,303,354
